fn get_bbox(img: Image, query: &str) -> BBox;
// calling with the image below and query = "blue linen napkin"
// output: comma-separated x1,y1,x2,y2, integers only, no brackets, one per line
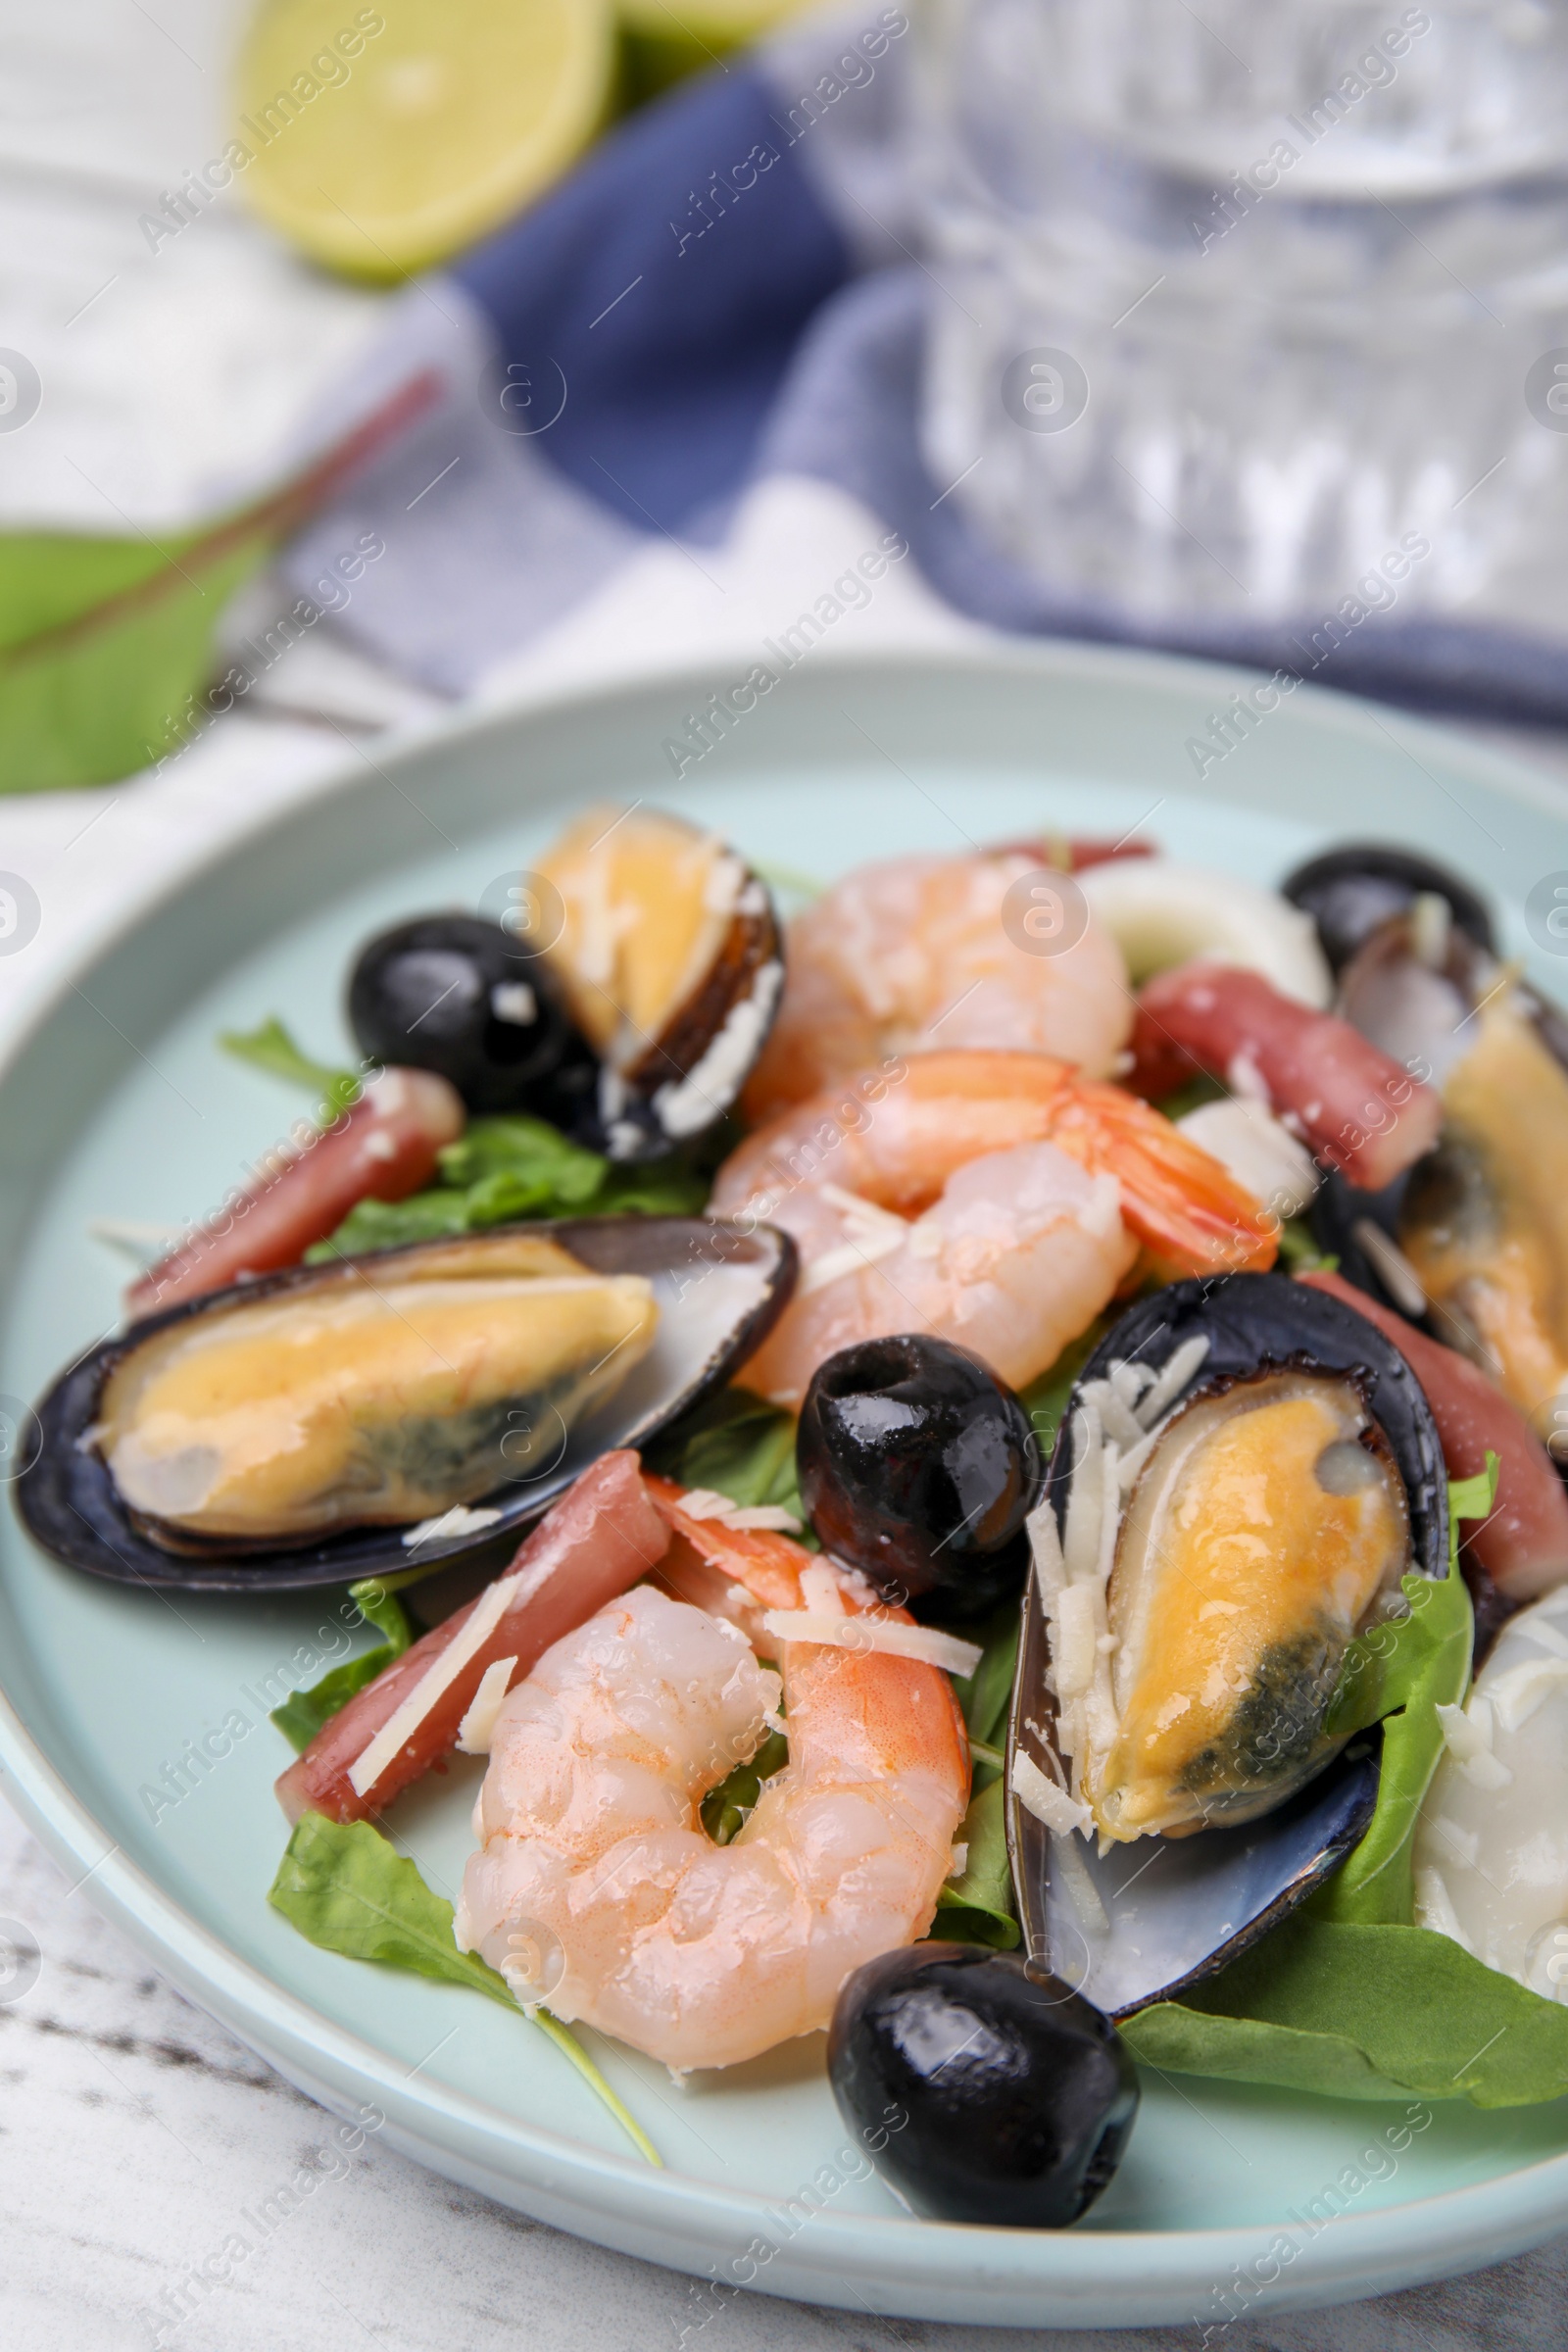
283,3,1568,727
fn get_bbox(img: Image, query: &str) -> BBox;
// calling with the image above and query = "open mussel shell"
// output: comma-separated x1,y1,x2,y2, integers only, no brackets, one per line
1307,1167,1432,1328
1281,842,1495,977
1307,903,1501,1330
533,806,783,1161
16,1216,794,1595
1006,1272,1447,2018
1323,905,1568,1399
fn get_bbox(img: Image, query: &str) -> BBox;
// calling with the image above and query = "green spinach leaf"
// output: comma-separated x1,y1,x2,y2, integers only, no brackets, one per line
270,1813,660,2163
934,1778,1021,1949
269,1581,413,1753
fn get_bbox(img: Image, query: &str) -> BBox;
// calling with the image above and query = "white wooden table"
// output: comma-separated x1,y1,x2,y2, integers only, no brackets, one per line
3,1788,1566,2351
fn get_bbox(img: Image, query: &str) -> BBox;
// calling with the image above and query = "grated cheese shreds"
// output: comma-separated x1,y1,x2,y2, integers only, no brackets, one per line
1137,1333,1209,1429
1028,1495,1066,1601
348,1568,524,1796
456,1656,519,1756
1013,1749,1092,1838
1053,1819,1110,1935
760,1609,981,1677
1061,1404,1103,1581
798,1560,849,1616
678,1487,803,1534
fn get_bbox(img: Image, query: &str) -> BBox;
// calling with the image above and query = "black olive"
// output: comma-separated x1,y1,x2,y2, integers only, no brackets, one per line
347,915,598,1120
829,1944,1139,2229
1280,843,1494,975
798,1335,1040,1622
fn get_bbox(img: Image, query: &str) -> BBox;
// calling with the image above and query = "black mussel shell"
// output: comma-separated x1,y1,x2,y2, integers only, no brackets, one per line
828,1943,1139,2229
530,807,785,1163
1008,1272,1447,2018
1307,1166,1434,1329
348,914,598,1123
798,1336,1041,1623
15,1217,795,1595
1282,842,1494,975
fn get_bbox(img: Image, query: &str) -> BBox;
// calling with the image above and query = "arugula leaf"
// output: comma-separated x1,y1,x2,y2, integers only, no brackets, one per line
269,1813,661,2164
269,1580,413,1753
309,1111,711,1260
1124,1916,1568,2108
220,1016,361,1119
701,1728,789,1845
648,1383,806,1516
437,1115,608,1200
934,1778,1021,1949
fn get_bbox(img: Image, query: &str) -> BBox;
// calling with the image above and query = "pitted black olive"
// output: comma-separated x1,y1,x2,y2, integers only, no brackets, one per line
1280,842,1494,975
828,1944,1139,2229
348,915,598,1120
798,1335,1040,1622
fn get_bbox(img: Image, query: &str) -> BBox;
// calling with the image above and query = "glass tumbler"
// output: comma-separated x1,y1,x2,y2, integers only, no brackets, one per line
915,0,1568,628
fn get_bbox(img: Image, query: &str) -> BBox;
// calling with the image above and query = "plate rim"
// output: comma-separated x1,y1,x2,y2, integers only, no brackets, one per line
5,637,1568,2324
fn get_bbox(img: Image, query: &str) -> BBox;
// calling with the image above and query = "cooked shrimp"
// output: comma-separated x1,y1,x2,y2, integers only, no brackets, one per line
744,852,1132,1118
456,1510,969,2073
710,1050,1277,1404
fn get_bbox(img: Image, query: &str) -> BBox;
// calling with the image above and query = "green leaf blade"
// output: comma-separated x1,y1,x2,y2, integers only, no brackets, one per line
269,1813,661,2163
220,1015,361,1118
1127,1918,1568,2108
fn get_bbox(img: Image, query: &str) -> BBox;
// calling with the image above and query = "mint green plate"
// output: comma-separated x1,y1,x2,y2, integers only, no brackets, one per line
2,644,1565,2326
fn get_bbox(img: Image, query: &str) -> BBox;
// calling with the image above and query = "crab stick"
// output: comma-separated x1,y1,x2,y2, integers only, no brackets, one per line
1129,962,1442,1190
127,1067,464,1317
275,1452,668,1825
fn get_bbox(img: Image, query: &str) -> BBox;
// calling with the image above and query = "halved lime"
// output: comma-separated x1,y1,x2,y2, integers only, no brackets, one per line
234,0,616,281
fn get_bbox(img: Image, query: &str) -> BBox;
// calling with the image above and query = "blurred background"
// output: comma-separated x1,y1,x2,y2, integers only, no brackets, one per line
7,0,1568,943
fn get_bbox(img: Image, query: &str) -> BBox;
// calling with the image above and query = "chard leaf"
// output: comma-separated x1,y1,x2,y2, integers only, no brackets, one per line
269,1581,412,1753
220,1016,361,1119
0,534,271,794
934,1777,1020,1949
269,1813,660,2164
1124,1917,1568,2108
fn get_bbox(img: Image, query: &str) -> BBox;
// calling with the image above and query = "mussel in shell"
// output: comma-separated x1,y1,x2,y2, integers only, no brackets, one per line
1008,1273,1447,2015
97,1233,657,1545
1396,989,1568,1449
533,806,783,1158
1281,841,1495,977
18,1215,795,1593
1330,902,1568,1448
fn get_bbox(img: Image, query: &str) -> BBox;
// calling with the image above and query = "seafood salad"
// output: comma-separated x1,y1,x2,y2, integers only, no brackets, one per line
20,806,1568,2230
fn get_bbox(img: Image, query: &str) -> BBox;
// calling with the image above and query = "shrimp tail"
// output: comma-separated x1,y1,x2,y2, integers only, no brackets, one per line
1037,1075,1280,1278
